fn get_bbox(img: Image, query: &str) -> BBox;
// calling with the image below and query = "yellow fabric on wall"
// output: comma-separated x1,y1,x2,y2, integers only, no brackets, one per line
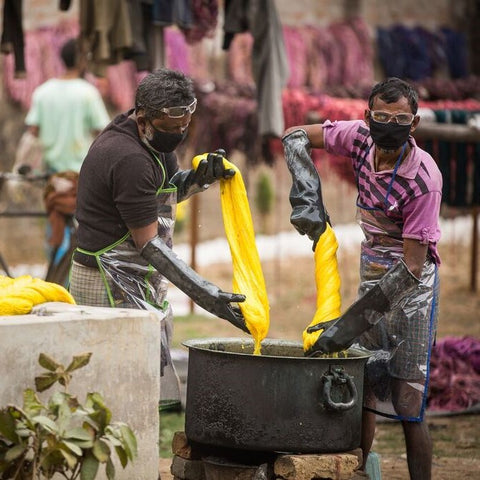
192,154,270,354
303,224,342,352
0,275,75,316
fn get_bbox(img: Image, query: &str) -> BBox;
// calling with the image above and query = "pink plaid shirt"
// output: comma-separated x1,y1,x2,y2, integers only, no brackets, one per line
323,119,442,264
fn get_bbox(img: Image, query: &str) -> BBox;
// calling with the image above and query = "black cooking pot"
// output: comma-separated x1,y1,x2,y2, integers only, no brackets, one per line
183,337,371,453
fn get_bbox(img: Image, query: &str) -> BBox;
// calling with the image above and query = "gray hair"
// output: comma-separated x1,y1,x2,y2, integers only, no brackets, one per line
134,68,195,120
368,77,419,115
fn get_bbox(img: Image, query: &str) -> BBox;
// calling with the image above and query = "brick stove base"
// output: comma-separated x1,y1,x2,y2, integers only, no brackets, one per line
167,432,369,480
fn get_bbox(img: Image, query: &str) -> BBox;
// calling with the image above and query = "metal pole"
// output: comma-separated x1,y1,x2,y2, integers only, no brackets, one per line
0,252,11,277
151,25,165,70
471,206,479,292
414,123,480,143
189,194,199,313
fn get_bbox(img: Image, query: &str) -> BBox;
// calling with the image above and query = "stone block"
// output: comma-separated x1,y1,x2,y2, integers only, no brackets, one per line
203,458,271,480
274,452,360,480
171,455,205,480
348,449,364,467
172,431,195,459
0,302,161,480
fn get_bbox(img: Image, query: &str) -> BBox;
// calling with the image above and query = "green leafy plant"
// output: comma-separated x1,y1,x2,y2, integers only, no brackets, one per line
0,352,137,480
255,170,275,234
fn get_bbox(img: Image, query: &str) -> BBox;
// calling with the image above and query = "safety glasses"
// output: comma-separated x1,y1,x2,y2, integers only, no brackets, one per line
369,110,415,125
160,98,197,118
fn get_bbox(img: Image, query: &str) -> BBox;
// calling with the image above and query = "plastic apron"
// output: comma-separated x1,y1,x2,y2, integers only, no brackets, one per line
76,157,181,408
354,147,439,421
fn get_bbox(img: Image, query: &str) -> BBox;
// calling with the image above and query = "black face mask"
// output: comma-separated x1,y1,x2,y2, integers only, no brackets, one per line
145,125,187,153
369,118,411,151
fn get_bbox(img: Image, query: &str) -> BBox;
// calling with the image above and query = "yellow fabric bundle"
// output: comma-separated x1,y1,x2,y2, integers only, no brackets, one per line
192,154,270,355
303,224,342,352
0,274,75,316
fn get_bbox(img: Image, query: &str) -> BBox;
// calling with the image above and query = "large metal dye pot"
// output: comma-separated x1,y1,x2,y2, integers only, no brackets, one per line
183,337,371,454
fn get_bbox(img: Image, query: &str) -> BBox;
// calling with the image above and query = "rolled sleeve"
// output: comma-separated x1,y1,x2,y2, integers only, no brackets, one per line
402,191,442,245
323,119,365,157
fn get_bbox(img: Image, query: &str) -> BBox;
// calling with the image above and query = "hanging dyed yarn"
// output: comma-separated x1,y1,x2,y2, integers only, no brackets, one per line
281,128,342,353
192,154,270,355
303,223,342,352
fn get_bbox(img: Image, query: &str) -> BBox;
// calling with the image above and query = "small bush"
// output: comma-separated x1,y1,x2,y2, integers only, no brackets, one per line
0,353,137,480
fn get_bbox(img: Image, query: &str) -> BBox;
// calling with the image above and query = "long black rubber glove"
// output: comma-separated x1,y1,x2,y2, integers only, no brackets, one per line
171,149,236,202
306,259,420,355
282,129,330,251
141,236,248,333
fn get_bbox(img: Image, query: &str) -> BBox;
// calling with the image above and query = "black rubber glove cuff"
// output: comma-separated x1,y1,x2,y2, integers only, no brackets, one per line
306,259,420,356
170,169,204,203
141,236,248,333
282,129,329,251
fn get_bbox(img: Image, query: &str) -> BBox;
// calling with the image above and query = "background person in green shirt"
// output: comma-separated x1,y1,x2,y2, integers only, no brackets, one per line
24,37,110,284
25,37,110,174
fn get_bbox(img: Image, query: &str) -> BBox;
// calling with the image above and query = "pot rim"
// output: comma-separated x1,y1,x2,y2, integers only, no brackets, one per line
182,337,372,360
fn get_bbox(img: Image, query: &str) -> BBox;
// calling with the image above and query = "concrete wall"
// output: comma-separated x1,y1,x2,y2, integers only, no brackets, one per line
20,0,78,30
0,0,467,31
0,303,161,480
276,0,466,29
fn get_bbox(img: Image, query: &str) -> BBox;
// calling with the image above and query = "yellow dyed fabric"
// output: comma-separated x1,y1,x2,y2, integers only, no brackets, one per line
303,224,342,352
192,154,270,354
0,275,75,316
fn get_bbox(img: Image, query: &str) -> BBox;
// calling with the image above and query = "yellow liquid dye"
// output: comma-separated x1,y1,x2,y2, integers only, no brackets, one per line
192,155,270,355
303,224,342,353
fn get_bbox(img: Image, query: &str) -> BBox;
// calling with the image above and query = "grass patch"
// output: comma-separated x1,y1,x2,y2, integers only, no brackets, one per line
159,410,186,458
375,422,405,454
172,313,250,349
429,418,480,458
374,416,480,461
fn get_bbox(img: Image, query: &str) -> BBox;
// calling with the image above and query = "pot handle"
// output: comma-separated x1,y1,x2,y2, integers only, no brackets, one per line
322,368,358,411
